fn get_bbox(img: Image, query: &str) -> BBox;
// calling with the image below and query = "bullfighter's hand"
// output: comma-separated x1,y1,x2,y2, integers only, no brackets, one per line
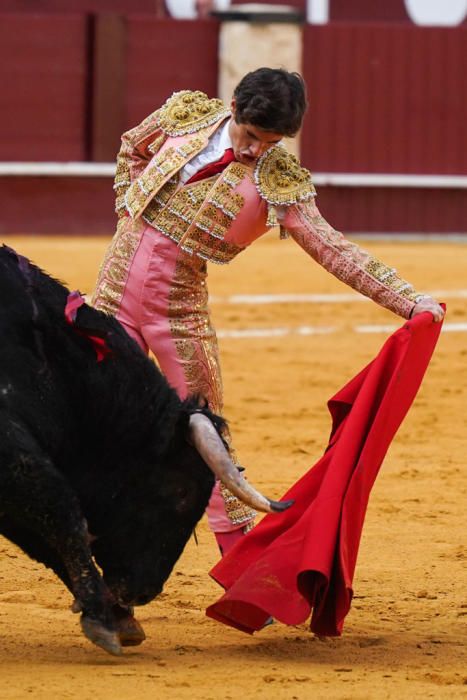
411,297,445,322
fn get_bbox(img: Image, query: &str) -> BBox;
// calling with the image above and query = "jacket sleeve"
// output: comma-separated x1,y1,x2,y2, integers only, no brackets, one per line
280,199,427,319
113,109,166,218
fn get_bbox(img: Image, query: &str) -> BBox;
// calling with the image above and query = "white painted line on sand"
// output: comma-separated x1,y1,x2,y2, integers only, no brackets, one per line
211,290,467,305
217,322,466,339
356,322,467,334
217,325,336,339
355,324,399,334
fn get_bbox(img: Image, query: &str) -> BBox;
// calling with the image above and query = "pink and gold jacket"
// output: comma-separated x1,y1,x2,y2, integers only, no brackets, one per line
107,90,425,319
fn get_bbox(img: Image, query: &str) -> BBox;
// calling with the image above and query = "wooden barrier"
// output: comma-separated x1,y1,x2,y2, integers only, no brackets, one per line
0,14,465,234
301,23,467,175
0,14,90,161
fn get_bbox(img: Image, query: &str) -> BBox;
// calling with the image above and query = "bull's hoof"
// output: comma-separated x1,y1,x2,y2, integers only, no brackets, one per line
112,605,146,646
80,615,122,656
118,616,146,647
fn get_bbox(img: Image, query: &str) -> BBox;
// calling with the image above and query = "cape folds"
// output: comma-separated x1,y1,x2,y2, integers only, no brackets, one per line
207,310,444,636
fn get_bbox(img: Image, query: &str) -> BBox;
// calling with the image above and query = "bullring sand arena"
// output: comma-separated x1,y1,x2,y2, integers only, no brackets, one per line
0,233,466,699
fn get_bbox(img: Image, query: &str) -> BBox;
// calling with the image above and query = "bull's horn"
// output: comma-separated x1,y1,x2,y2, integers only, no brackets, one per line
189,413,294,514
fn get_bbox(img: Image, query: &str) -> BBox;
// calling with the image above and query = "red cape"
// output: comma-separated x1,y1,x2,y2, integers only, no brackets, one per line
207,311,443,636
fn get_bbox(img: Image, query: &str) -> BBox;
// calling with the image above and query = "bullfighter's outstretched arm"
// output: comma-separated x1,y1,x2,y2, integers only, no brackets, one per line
277,199,444,321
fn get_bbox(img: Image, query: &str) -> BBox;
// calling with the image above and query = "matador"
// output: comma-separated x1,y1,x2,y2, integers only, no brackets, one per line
92,69,443,555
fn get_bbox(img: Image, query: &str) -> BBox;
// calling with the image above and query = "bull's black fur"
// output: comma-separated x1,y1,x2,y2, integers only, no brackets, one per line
0,245,223,652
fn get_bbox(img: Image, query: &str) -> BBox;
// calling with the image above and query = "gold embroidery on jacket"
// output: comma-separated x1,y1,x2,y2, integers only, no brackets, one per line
113,108,164,216
255,145,316,205
158,90,230,136
291,203,424,317
208,182,244,220
364,257,422,302
149,167,246,265
112,96,227,218
125,138,205,218
114,159,132,218
266,203,278,228
148,133,167,154
142,177,179,226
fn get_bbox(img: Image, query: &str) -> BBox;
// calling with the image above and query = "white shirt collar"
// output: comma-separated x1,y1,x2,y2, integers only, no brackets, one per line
218,117,233,151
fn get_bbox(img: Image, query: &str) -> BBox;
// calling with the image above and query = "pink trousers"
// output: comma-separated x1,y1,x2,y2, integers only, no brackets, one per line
114,224,251,535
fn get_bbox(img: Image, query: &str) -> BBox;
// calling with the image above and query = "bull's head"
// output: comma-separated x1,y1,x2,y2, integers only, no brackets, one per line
91,413,292,608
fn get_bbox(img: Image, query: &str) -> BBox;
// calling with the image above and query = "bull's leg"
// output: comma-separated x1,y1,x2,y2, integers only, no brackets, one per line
0,427,121,655
1,520,144,646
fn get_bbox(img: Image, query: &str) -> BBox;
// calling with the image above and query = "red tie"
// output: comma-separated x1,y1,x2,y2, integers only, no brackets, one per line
185,148,235,185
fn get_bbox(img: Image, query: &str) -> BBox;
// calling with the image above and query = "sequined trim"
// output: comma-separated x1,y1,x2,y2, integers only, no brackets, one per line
167,254,255,526
255,145,316,205
125,139,205,219
112,109,165,217
142,177,179,227
364,257,424,303
91,217,145,315
266,203,278,228
114,158,132,218
219,481,257,526
149,166,246,265
288,202,421,318
148,133,167,154
158,90,230,137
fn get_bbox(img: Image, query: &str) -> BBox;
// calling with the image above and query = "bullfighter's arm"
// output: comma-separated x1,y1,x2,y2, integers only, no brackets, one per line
277,199,444,321
114,109,166,219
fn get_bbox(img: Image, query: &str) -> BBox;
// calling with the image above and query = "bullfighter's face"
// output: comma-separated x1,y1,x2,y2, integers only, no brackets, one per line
228,100,283,167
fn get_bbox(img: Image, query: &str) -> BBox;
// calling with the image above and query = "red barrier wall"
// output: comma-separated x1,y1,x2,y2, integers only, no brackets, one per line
301,23,467,175
1,177,114,236
125,18,219,127
0,14,219,162
314,186,466,234
1,15,465,234
0,1,164,12
331,0,411,22
0,14,90,161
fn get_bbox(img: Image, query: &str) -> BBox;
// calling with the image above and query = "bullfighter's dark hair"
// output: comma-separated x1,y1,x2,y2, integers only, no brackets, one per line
233,67,307,137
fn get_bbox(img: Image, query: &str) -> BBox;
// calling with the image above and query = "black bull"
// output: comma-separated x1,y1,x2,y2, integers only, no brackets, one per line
0,247,290,655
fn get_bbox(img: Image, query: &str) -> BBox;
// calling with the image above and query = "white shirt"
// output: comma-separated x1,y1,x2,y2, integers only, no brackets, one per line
179,117,232,185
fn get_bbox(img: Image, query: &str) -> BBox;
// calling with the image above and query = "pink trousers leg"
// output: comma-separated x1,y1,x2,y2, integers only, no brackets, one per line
113,226,253,544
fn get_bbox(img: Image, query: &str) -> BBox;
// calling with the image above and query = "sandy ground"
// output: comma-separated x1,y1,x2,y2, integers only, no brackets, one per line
0,233,466,699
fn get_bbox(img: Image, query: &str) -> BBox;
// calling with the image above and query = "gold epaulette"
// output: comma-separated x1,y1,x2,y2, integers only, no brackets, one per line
157,90,230,137
254,146,316,206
